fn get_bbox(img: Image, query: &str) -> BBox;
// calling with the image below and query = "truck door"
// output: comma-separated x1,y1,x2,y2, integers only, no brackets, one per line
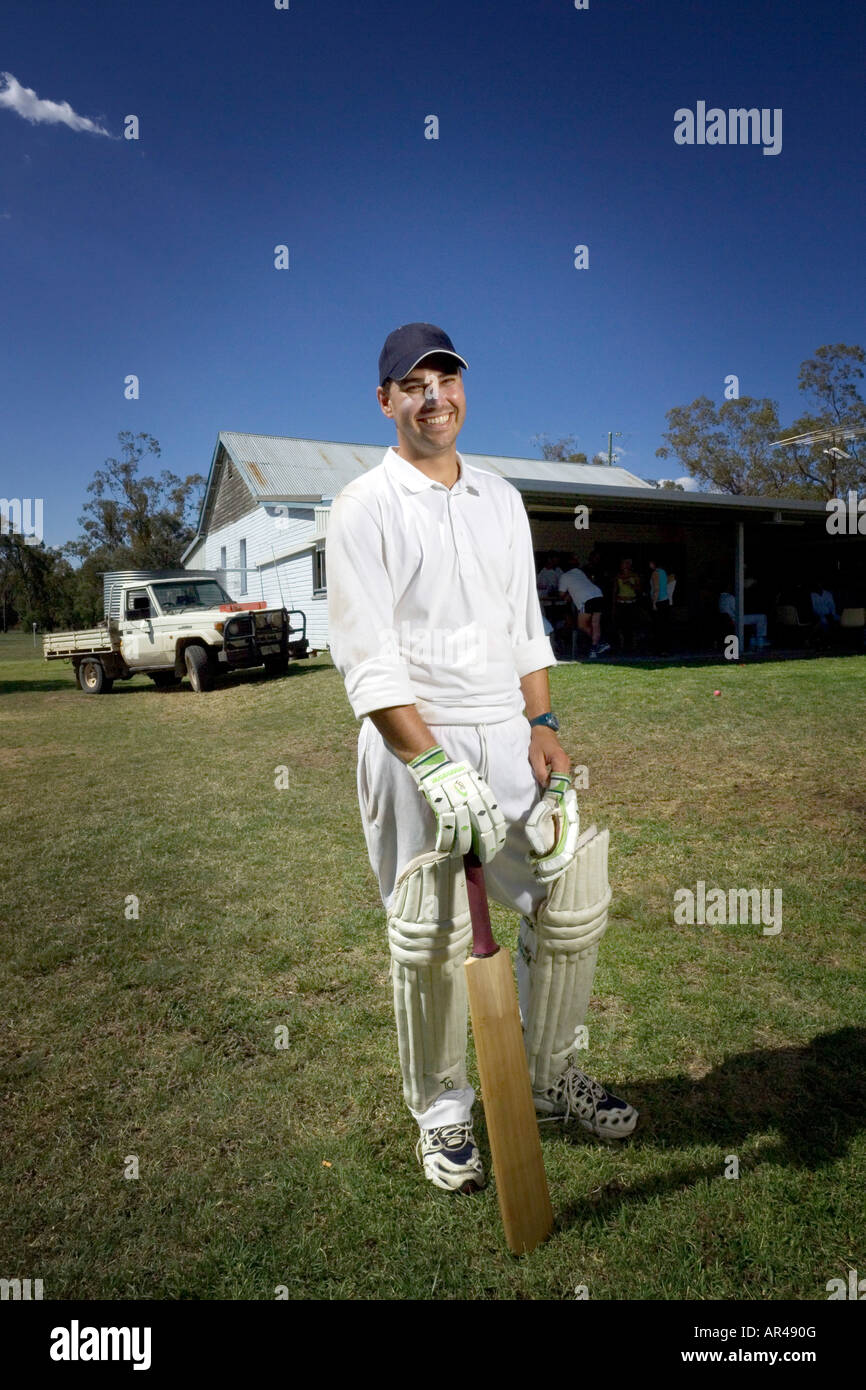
121,587,170,667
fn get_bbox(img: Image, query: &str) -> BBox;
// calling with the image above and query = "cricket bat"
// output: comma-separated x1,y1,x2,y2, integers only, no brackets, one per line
463,850,554,1255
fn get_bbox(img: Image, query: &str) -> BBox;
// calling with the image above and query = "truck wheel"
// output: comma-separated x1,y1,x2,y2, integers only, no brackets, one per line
184,644,214,693
263,654,290,677
151,672,181,688
79,658,113,694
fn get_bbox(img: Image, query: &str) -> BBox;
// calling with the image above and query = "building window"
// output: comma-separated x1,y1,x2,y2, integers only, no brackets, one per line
313,543,326,594
219,546,227,575
239,539,247,594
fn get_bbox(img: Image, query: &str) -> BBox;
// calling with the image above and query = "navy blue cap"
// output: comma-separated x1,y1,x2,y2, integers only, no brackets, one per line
378,322,469,387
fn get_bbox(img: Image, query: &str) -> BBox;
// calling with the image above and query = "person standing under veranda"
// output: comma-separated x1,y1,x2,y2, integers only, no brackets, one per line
326,323,637,1192
649,558,672,656
613,556,641,653
558,559,612,660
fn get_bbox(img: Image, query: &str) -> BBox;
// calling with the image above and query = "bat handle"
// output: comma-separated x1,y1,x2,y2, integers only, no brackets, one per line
463,851,499,958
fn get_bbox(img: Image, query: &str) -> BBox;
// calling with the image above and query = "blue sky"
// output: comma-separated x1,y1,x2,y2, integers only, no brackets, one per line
2,0,864,550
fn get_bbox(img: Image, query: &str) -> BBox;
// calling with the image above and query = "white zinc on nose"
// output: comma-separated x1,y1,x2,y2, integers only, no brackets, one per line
423,371,440,403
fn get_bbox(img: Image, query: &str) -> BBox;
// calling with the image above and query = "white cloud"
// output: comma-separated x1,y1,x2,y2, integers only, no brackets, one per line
0,72,112,136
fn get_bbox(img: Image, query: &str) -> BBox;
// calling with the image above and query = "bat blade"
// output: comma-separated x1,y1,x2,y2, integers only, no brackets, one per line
464,856,553,1255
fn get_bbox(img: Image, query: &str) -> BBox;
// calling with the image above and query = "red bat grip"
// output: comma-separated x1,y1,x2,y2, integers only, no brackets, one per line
463,851,499,958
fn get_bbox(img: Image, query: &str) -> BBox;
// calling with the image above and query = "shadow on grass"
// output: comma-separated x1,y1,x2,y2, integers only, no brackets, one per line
558,650,863,671
0,677,78,694
0,661,332,698
532,1027,866,1227
110,662,332,695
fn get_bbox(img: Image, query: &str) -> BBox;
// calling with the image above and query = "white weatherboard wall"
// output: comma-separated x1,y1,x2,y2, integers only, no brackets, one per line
202,502,329,648
183,539,207,570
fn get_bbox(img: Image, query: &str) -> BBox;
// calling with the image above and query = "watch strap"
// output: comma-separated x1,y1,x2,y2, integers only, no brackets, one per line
529,711,559,730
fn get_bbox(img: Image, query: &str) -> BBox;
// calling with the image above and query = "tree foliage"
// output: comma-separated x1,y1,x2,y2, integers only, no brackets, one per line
772,344,866,496
2,433,205,630
531,434,589,465
61,432,206,623
64,432,205,566
0,533,78,630
656,396,784,495
656,344,866,498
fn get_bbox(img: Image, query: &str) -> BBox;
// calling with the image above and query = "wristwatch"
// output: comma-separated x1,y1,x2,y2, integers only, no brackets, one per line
529,711,560,732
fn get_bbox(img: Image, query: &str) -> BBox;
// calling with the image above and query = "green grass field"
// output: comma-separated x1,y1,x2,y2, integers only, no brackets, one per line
1,632,864,1300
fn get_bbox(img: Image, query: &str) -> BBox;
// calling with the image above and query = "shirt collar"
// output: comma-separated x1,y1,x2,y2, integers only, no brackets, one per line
384,447,478,495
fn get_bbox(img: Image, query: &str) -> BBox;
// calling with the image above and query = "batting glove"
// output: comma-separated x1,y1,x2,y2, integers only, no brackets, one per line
408,745,507,863
524,772,580,884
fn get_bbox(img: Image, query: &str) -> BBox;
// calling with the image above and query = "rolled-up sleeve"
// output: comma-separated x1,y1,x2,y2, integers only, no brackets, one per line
326,492,416,718
506,492,557,677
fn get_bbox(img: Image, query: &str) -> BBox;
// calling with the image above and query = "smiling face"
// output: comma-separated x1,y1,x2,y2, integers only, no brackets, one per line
377,352,466,464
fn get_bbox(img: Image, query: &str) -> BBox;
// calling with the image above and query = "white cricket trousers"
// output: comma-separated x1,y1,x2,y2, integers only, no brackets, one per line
356,711,549,1130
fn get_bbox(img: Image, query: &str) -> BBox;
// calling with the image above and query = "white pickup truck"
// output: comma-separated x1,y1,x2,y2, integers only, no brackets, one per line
43,571,308,693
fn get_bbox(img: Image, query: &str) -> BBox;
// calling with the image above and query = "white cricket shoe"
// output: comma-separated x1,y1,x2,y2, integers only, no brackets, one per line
416,1122,486,1192
534,1060,638,1139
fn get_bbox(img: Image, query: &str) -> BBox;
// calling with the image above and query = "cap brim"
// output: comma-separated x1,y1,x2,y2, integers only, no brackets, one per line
393,349,469,381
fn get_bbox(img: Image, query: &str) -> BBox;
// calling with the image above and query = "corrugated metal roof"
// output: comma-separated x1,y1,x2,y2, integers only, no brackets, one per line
456,451,650,489
515,481,832,518
218,432,649,500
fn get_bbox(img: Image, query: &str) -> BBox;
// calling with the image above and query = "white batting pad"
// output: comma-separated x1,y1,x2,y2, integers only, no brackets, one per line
518,824,611,1091
387,851,473,1114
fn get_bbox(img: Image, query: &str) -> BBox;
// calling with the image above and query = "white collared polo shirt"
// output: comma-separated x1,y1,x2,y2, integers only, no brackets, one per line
326,447,556,724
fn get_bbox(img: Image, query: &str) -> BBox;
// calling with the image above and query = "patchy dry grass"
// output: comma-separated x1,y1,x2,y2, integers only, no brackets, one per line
0,632,864,1299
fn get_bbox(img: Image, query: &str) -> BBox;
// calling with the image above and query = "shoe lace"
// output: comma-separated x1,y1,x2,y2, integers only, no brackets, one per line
415,1122,473,1162
562,1064,602,1127
539,1062,607,1130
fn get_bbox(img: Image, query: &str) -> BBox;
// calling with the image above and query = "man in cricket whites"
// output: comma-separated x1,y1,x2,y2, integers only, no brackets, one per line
326,323,637,1192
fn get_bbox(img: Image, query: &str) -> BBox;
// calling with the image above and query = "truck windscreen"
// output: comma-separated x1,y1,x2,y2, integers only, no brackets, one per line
150,581,233,612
